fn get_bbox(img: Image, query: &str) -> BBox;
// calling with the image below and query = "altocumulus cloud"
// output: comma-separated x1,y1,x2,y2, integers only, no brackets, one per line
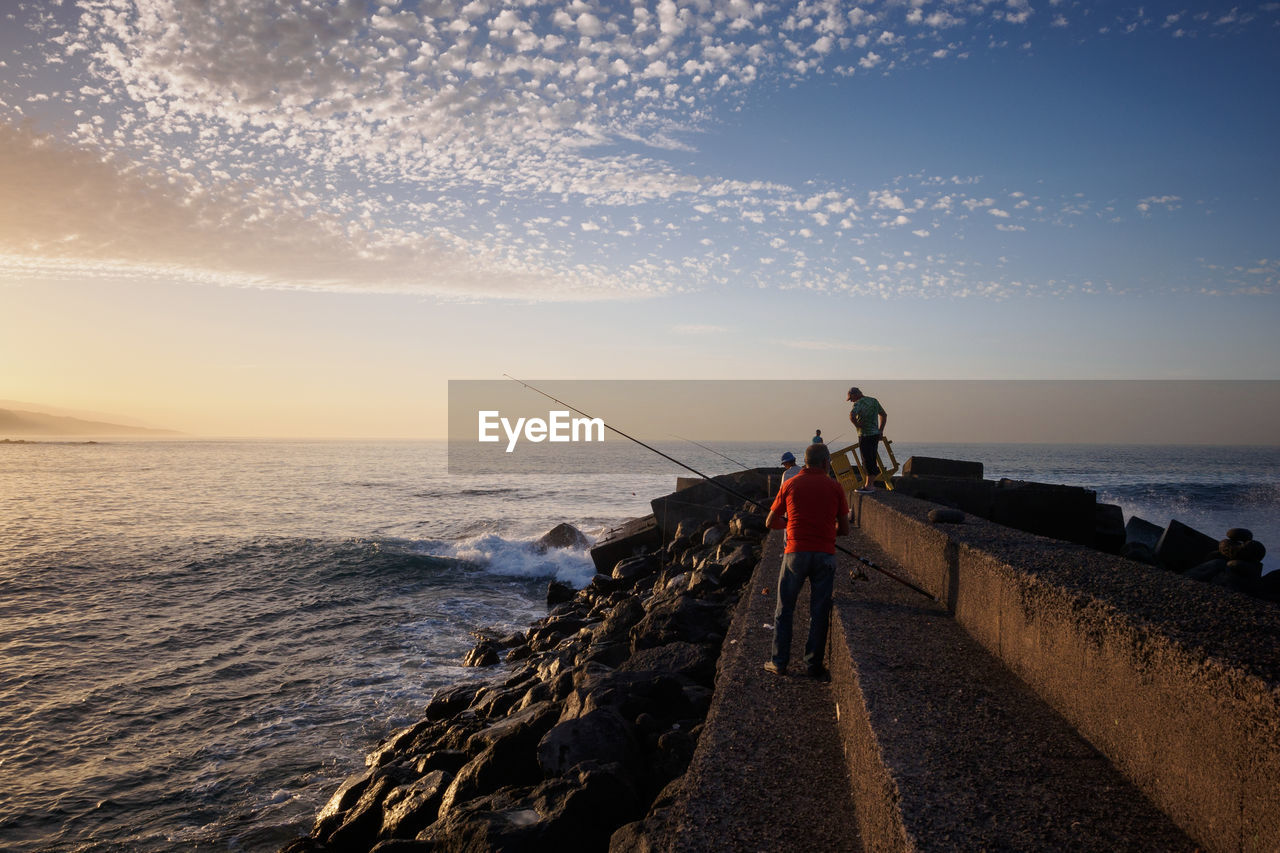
2,0,1275,299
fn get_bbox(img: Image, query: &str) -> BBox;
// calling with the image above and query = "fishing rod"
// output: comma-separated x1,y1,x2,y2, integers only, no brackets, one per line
669,433,752,470
503,375,935,601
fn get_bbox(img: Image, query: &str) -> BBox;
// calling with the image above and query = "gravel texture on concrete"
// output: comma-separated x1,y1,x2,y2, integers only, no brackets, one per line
658,532,861,852
831,528,1197,851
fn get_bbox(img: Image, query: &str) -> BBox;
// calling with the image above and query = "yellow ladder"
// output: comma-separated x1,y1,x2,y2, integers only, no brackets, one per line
831,437,900,495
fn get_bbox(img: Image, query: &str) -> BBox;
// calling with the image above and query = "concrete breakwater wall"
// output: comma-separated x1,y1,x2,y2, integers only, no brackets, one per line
853,490,1280,851
278,471,775,853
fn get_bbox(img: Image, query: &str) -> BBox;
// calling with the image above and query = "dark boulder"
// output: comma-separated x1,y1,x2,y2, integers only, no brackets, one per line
618,641,717,687
324,773,400,850
613,552,661,584
462,640,500,667
537,706,641,777
378,770,452,840
312,766,377,839
630,593,727,652
424,683,485,722
530,762,643,851
1239,540,1267,562
546,581,575,606
419,787,542,852
1185,558,1228,583
537,522,591,551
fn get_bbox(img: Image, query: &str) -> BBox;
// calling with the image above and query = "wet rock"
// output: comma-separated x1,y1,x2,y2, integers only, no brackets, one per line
619,641,716,687
424,684,484,722
413,750,468,776
630,593,727,652
537,522,591,551
530,761,643,851
312,766,377,839
537,706,641,777
701,524,728,547
462,640,500,667
546,581,575,606
419,787,542,851
325,774,400,849
378,770,452,840
613,552,661,584
438,735,543,819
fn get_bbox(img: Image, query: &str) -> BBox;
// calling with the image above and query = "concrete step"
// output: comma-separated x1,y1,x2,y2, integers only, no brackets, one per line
830,530,1195,851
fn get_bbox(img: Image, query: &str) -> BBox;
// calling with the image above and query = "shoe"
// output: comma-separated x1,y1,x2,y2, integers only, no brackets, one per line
763,661,786,676
806,665,831,682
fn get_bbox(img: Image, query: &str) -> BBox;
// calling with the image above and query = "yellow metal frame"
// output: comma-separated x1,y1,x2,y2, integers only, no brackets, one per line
831,436,900,495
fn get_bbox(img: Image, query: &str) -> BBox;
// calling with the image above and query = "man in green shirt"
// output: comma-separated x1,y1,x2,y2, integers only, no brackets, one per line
847,386,887,492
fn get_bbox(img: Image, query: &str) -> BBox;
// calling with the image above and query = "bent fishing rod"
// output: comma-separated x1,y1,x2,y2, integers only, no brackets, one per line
502,374,935,601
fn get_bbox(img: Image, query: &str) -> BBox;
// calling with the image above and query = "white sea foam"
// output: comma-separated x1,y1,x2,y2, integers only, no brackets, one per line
431,532,598,587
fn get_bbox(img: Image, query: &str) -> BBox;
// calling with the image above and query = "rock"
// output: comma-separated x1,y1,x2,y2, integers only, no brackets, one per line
312,766,377,838
928,508,965,524
325,773,399,849
1219,538,1247,560
728,511,767,538
546,581,575,606
369,841,434,852
537,522,591,551
1226,527,1254,542
414,750,469,776
463,640,500,667
618,641,717,687
1227,560,1264,581
701,524,728,547
530,762,643,851
424,683,484,722
590,515,662,574
1155,519,1220,573
420,788,542,851
629,593,727,652
1239,540,1267,562
537,706,641,777
378,770,452,840
613,552,660,583
438,735,543,819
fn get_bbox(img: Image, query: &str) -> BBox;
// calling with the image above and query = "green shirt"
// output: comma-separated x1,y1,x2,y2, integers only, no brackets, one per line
850,396,886,436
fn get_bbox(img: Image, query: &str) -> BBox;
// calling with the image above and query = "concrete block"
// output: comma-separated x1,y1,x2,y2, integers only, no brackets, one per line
1126,516,1165,550
650,468,774,540
902,455,984,479
991,479,1097,546
589,515,660,573
1155,519,1219,573
891,475,996,519
1094,503,1126,554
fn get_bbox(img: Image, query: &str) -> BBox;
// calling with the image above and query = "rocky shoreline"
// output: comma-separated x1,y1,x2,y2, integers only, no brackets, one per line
280,470,773,852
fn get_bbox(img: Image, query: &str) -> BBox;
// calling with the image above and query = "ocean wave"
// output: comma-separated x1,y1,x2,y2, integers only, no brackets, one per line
409,533,597,588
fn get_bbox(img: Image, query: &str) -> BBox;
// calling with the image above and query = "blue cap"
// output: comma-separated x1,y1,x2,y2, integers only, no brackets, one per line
780,451,797,465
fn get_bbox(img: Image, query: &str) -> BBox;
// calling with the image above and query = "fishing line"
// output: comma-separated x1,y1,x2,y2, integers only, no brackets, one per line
503,374,935,601
669,433,752,470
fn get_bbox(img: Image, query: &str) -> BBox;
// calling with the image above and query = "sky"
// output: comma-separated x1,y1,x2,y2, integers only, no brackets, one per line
2,0,1278,438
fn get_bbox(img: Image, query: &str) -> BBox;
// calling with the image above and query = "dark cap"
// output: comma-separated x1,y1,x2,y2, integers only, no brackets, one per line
847,386,862,401
780,451,796,465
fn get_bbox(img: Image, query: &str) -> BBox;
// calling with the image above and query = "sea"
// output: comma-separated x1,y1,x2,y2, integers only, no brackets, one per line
1,439,1277,852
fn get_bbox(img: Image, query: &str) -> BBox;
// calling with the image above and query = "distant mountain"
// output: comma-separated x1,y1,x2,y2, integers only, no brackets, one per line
0,408,181,437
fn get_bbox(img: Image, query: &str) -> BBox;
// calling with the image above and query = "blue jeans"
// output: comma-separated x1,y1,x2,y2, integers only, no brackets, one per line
772,551,836,670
